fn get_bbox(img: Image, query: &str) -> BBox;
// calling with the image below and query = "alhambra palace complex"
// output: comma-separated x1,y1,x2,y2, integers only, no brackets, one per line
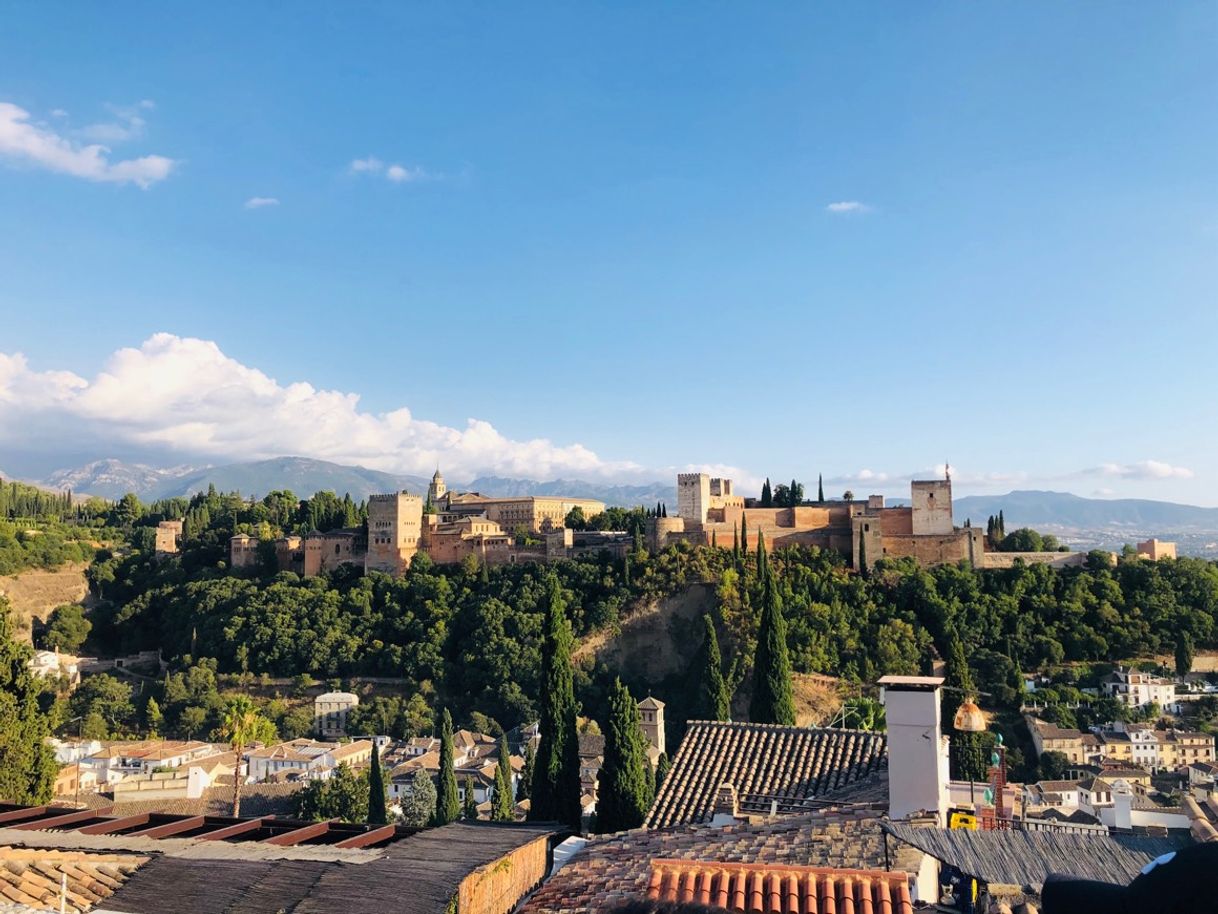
225,467,1093,577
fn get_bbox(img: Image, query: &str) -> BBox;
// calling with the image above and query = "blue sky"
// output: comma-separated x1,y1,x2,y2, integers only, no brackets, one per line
0,3,1215,501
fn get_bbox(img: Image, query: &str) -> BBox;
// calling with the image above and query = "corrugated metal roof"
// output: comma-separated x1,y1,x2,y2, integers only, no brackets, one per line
882,822,1191,890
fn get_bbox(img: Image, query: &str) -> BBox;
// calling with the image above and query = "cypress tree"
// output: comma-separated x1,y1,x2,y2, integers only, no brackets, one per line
517,741,534,802
755,529,768,582
732,524,740,564
943,630,984,782
998,510,1005,537
711,529,717,548
0,597,57,804
492,733,515,821
761,479,772,508
818,474,824,503
595,679,654,833
480,557,490,584
368,741,388,824
749,549,795,725
740,514,748,556
623,554,632,588
434,708,460,825
790,478,799,507
462,775,478,819
661,503,667,518
699,615,731,721
527,576,582,831
654,752,670,791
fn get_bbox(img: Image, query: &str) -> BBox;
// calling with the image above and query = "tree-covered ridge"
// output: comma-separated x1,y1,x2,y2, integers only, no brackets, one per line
0,478,111,575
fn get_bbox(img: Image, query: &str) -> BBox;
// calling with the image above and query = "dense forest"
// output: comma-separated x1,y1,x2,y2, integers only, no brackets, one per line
0,479,111,574
12,482,1218,786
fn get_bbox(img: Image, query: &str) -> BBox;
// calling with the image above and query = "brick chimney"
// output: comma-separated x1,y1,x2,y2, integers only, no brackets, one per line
709,782,739,826
879,676,949,824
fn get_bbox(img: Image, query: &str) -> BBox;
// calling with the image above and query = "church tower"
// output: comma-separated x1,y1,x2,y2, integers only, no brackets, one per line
427,467,448,508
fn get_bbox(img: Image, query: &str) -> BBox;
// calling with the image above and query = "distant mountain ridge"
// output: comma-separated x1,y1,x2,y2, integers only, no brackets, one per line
952,490,1218,531
21,457,673,507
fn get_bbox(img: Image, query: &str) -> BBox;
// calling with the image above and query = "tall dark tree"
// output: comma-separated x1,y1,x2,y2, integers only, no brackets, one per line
492,733,515,821
740,514,748,556
857,532,868,578
1176,632,1196,677
761,479,773,508
749,543,795,725
943,631,985,782
699,615,731,721
817,474,824,503
517,741,534,802
790,478,801,507
0,597,56,804
732,524,740,564
595,679,654,833
434,708,461,825
462,775,478,819
623,554,632,588
654,753,670,792
755,530,769,582
367,740,388,825
527,576,582,831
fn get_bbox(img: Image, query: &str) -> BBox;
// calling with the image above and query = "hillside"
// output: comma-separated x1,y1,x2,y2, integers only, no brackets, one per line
0,561,92,643
953,490,1218,530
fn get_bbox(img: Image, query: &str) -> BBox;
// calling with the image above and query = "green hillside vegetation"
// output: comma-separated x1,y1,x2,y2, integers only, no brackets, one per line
0,478,111,575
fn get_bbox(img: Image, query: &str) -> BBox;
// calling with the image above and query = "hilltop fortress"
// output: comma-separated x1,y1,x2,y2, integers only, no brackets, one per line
651,471,1087,572
230,467,1087,577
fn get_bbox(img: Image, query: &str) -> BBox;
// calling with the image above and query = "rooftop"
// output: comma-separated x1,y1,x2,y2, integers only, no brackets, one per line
0,846,146,913
645,721,887,829
521,809,921,914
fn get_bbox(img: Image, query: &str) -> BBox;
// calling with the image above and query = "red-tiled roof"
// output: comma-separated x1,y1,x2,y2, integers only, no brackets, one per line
646,721,886,828
521,809,923,914
0,846,147,913
646,859,913,914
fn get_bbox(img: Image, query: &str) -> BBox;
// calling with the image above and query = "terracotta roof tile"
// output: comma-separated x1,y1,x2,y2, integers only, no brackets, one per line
521,809,923,914
646,860,913,914
646,721,887,828
0,847,147,913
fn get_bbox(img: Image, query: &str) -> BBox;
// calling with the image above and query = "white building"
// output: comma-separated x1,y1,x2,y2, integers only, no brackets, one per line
314,691,360,738
1103,667,1176,709
244,738,372,782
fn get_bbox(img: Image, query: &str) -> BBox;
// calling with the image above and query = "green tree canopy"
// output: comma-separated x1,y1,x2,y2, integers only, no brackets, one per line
595,679,655,833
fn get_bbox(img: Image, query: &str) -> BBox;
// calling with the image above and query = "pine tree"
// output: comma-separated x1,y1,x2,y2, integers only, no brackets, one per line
463,775,478,819
818,474,824,503
492,733,515,821
434,708,460,825
368,741,388,825
595,679,655,833
699,615,731,721
749,545,795,725
0,597,57,804
517,741,534,802
527,576,582,831
761,479,772,508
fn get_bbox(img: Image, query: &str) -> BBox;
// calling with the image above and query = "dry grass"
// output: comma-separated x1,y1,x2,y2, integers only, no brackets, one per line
0,561,92,642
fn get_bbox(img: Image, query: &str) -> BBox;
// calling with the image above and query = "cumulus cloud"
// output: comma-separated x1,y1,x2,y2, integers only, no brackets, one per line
1088,460,1194,480
825,201,872,214
244,196,280,209
0,334,666,482
350,156,433,183
0,101,174,188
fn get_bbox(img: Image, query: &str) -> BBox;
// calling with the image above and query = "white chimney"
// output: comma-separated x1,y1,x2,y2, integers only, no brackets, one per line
879,675,949,825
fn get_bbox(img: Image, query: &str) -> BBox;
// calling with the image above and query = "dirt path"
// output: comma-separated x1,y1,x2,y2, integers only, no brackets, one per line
0,562,92,642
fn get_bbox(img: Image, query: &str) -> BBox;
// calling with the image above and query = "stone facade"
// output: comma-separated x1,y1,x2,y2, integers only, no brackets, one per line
154,519,183,555
365,492,424,574
446,493,605,534
229,533,259,569
314,691,359,738
1137,538,1177,560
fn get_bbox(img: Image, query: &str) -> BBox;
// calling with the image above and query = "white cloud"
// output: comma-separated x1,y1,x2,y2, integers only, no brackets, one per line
825,201,873,214
0,334,664,482
1089,460,1194,480
350,156,433,184
0,101,174,188
50,109,68,118
244,196,280,209
349,156,384,174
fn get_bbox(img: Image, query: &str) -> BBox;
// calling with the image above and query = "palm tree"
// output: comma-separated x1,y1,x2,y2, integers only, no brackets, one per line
219,695,276,817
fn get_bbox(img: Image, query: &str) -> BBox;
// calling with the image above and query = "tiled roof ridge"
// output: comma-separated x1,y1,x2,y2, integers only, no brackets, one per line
684,719,886,737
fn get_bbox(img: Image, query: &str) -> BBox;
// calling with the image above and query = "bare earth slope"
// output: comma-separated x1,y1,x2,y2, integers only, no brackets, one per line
0,561,92,643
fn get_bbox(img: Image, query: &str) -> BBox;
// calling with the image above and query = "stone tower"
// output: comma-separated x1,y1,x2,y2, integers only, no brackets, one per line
427,467,447,507
677,473,711,524
365,492,424,575
637,695,665,756
910,478,953,536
